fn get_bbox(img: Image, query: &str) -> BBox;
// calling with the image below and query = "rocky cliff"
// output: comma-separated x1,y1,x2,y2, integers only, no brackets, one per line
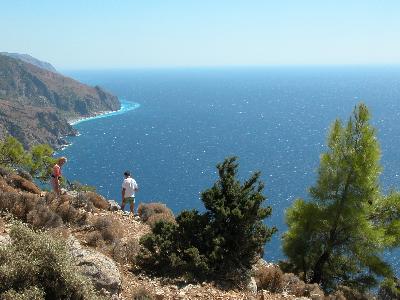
0,54,120,149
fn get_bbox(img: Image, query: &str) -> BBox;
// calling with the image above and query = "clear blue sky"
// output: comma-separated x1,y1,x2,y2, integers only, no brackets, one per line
1,0,400,69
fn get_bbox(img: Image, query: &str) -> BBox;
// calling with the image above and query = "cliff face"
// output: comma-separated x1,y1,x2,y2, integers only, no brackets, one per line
0,54,120,149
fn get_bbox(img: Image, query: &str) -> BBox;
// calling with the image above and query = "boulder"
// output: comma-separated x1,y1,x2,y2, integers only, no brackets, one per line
0,234,11,246
246,276,258,293
304,283,324,300
67,236,121,296
108,200,121,211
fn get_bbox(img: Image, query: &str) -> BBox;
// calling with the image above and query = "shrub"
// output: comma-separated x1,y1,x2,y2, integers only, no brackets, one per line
0,179,17,193
26,201,63,228
6,174,41,194
86,231,104,247
0,222,103,299
378,278,400,300
254,264,284,293
131,287,155,300
0,166,11,177
93,217,123,243
68,181,96,193
138,202,174,222
147,211,176,229
1,286,45,300
82,191,109,210
112,238,140,265
281,273,306,296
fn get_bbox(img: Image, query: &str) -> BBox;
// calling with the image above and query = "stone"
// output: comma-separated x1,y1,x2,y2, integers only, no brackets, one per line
0,234,11,246
304,283,324,300
67,236,121,296
108,200,121,211
246,276,258,293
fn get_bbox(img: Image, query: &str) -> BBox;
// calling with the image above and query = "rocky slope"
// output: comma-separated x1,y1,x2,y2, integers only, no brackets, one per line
0,170,325,300
0,53,120,149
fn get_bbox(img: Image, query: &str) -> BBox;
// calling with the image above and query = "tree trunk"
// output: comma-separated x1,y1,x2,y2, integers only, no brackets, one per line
311,250,330,284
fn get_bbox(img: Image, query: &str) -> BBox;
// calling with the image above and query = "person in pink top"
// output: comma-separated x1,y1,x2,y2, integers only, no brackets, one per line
52,157,67,195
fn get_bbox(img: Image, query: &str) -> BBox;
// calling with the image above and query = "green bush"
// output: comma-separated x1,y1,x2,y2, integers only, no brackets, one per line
137,157,276,282
0,222,103,299
1,286,45,300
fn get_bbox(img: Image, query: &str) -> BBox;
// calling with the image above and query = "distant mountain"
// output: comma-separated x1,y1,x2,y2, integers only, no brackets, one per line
1,52,58,73
0,53,120,149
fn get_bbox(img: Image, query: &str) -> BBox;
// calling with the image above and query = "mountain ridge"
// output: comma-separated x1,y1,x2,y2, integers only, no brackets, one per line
0,53,120,149
0,52,58,73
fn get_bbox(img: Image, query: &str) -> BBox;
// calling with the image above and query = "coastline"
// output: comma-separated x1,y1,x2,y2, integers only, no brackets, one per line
56,99,140,151
67,99,140,126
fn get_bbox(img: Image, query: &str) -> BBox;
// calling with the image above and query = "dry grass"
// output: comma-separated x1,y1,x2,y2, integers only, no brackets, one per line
131,286,155,300
137,202,175,227
26,201,63,228
0,178,18,193
254,264,284,293
0,190,88,229
86,231,104,247
0,218,5,233
281,273,307,297
93,216,123,243
112,238,140,265
6,174,41,195
82,192,110,210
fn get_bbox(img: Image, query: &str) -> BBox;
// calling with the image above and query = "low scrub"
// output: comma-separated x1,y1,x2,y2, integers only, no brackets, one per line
131,287,155,300
0,191,88,228
81,191,109,210
254,264,284,293
0,222,103,299
112,238,140,265
137,202,175,225
93,216,123,243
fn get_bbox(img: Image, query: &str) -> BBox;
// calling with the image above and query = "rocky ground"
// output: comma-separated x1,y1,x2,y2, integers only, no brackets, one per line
0,171,324,300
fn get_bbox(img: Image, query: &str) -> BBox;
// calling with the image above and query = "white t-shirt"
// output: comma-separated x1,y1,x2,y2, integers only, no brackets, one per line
122,177,138,198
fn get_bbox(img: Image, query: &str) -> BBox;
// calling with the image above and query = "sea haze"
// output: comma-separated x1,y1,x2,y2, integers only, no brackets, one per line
60,67,400,269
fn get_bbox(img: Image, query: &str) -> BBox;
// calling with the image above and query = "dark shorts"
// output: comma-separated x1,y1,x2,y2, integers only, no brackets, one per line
123,197,135,205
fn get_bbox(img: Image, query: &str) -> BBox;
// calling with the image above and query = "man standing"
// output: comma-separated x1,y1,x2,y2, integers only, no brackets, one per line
121,171,138,214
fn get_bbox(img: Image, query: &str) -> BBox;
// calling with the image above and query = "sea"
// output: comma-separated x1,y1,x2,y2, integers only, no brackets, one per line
59,66,400,272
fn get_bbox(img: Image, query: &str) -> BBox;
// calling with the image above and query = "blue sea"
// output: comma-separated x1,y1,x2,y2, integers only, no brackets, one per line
60,67,400,271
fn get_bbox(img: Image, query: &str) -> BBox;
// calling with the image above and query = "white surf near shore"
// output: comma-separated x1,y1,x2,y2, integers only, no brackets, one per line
68,99,140,125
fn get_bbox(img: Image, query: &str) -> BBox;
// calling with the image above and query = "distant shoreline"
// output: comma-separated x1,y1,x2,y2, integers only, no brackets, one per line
56,99,140,151
67,99,140,126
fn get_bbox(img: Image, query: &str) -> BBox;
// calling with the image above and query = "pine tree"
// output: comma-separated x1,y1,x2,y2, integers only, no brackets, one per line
138,157,276,281
282,103,396,292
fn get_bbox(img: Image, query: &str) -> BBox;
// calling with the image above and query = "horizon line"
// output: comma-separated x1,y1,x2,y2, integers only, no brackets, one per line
59,63,400,72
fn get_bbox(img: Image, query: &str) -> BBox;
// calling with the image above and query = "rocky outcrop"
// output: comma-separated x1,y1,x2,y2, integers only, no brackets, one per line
0,53,120,148
67,236,122,297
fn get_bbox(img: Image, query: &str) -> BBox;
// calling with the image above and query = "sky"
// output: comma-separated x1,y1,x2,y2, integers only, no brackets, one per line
1,0,400,69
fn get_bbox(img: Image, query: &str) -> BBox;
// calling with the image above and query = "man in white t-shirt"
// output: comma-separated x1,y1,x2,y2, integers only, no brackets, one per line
121,171,139,214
